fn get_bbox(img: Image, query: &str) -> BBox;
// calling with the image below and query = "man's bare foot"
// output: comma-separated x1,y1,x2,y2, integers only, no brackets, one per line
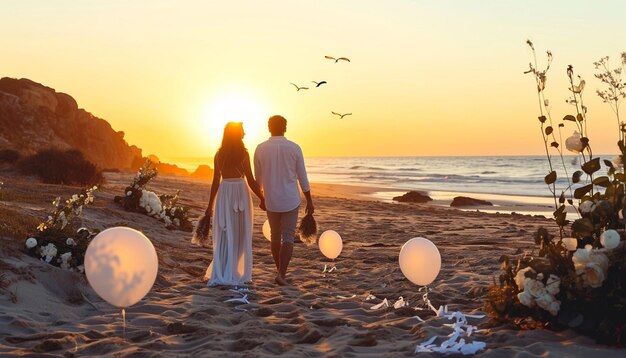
275,275,288,286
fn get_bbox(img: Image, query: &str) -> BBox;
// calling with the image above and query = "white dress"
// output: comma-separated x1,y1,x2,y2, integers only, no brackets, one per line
205,178,253,286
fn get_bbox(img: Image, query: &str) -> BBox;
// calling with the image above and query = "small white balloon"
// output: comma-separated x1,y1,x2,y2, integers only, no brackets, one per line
600,230,621,250
319,230,342,259
85,227,158,308
399,237,441,286
262,220,271,241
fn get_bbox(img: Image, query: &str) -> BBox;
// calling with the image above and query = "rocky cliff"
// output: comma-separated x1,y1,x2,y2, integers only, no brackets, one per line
0,77,142,170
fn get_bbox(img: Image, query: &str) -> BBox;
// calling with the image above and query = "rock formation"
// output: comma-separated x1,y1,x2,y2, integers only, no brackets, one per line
450,196,493,207
392,191,432,203
0,77,142,170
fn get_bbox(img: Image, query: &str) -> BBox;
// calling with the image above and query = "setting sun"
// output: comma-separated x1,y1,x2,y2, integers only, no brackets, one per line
202,88,269,154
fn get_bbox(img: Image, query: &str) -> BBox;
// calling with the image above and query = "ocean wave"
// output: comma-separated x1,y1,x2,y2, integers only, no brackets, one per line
349,165,387,170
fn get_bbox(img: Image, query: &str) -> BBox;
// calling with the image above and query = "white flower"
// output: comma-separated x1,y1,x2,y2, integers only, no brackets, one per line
65,238,76,246
72,194,79,201
60,252,72,262
565,131,584,153
173,218,180,227
579,200,596,214
573,245,609,288
613,155,623,168
546,274,560,296
139,190,162,215
164,216,172,226
535,293,553,310
170,208,176,215
582,263,606,288
25,237,38,249
600,230,621,250
536,294,560,316
60,261,71,270
517,291,534,307
41,243,58,263
77,265,85,273
549,300,560,316
525,278,547,298
561,237,578,251
514,267,535,290
126,191,132,196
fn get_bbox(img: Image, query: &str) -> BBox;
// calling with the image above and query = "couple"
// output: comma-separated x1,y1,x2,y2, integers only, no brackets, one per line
203,115,314,286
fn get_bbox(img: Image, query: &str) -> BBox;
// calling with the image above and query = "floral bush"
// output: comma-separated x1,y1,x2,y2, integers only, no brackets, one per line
24,186,99,272
485,41,626,345
114,159,192,231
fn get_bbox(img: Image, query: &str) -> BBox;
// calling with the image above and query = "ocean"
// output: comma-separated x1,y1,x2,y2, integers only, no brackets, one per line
163,155,617,210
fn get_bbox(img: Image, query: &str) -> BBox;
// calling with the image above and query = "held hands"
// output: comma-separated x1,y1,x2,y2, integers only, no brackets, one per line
259,197,267,211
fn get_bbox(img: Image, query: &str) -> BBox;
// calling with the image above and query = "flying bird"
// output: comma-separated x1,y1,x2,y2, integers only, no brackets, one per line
325,55,350,63
312,80,327,87
290,82,309,91
332,111,352,119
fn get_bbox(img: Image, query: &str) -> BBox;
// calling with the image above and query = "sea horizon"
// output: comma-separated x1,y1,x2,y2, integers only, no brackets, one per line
162,154,617,208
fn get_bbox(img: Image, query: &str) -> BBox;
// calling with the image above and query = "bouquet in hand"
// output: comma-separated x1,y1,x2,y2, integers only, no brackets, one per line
297,212,318,247
191,214,211,246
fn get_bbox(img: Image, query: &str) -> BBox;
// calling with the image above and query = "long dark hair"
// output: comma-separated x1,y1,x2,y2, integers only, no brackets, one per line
217,122,247,168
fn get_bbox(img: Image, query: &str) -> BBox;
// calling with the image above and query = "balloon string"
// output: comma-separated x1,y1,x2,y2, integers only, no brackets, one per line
420,286,431,309
122,308,126,338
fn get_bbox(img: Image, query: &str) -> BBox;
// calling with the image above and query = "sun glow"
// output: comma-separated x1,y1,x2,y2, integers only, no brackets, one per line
202,88,269,155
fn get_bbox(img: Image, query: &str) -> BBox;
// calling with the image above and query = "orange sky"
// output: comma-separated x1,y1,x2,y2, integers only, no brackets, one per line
2,1,626,160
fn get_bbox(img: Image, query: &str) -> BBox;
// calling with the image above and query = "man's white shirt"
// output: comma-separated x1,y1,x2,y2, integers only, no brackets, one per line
254,136,310,212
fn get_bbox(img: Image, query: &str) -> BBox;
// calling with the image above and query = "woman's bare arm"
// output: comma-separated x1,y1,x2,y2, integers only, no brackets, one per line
243,152,265,208
206,154,222,216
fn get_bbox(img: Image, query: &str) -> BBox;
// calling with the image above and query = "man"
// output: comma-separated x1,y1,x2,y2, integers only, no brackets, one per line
254,115,314,286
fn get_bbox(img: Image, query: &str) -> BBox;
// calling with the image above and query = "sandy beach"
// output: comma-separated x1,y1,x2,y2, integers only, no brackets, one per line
0,171,623,357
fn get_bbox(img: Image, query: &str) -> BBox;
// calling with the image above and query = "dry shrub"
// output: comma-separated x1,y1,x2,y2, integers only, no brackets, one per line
17,149,103,186
0,205,41,243
0,149,21,164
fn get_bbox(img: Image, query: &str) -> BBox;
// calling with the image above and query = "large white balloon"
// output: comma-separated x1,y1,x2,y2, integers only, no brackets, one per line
399,237,441,286
319,230,342,259
85,227,158,308
262,220,271,241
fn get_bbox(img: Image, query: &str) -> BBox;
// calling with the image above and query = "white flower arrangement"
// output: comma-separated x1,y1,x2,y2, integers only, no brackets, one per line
25,189,98,272
487,40,626,346
114,159,192,231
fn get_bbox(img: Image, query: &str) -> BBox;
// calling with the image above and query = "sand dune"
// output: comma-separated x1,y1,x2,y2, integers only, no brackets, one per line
0,172,623,356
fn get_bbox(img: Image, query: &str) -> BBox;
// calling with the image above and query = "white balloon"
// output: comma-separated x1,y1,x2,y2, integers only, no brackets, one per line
85,227,158,308
600,230,621,250
319,230,342,259
399,237,441,286
262,220,271,241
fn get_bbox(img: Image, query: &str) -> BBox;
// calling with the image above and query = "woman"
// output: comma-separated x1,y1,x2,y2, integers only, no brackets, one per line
203,122,264,286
